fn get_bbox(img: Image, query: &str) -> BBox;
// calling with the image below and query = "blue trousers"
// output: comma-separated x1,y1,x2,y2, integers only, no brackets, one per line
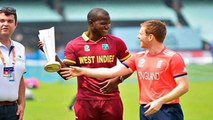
0,104,19,120
140,103,183,120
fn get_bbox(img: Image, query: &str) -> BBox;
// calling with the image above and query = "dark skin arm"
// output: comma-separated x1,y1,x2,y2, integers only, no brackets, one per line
38,41,72,80
99,59,132,93
100,73,132,93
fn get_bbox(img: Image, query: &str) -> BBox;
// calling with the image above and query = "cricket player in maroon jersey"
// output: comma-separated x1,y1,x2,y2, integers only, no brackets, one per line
38,8,131,120
48,8,131,120
61,20,189,120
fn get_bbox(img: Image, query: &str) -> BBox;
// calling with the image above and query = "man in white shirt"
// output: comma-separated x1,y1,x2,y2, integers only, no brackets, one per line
0,7,26,120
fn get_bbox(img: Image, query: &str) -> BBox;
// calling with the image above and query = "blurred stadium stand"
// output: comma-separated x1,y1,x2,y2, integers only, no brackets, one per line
1,0,212,42
1,0,212,81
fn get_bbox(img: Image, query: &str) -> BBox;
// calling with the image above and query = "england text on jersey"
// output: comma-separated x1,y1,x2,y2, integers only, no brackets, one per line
138,71,160,80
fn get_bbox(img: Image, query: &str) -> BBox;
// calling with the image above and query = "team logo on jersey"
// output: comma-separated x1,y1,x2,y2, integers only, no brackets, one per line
156,60,167,71
156,60,163,68
84,45,90,52
102,44,109,50
138,58,145,67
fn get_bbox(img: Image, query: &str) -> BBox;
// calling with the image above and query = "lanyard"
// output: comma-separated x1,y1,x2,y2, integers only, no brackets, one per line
0,46,16,66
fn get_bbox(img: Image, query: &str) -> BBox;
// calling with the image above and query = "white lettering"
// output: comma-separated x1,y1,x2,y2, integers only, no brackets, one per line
138,72,160,80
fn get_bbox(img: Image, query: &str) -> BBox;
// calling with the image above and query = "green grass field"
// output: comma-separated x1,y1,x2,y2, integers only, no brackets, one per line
24,64,213,120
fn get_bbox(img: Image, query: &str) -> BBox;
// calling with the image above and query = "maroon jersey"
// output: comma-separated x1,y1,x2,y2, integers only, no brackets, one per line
64,32,131,100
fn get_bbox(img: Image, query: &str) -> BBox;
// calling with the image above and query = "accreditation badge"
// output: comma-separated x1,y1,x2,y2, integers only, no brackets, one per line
3,67,15,82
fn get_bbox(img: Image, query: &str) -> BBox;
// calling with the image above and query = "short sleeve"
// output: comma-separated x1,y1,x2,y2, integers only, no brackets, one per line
116,38,131,62
170,53,187,77
123,54,137,71
64,41,76,61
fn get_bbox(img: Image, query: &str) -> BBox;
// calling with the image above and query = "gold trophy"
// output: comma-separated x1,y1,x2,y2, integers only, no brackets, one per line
38,27,61,72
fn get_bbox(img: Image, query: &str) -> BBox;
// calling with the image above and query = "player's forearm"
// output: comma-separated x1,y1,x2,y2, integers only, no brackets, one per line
82,67,115,78
55,55,67,68
81,65,131,79
55,55,70,80
120,72,133,82
61,65,132,79
158,76,189,104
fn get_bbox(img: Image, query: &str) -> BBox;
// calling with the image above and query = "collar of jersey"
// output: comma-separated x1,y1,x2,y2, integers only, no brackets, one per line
146,46,166,56
82,32,106,42
82,32,90,41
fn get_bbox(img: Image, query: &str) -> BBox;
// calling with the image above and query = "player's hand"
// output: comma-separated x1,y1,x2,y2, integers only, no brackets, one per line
60,66,83,79
144,99,163,116
57,69,69,80
100,77,120,93
38,41,44,52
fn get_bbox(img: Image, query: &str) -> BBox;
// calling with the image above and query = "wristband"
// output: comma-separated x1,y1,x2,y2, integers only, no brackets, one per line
119,76,124,83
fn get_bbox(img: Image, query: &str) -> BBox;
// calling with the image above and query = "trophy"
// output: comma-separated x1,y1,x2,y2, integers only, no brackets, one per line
38,27,61,72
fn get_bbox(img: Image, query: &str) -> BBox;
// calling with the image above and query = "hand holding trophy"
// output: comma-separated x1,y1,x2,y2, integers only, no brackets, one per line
38,27,61,72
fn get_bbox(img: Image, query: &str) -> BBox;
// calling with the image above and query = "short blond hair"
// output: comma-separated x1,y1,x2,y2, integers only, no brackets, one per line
141,20,167,43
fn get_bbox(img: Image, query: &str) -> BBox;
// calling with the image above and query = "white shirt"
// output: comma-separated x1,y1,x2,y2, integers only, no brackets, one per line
0,40,26,101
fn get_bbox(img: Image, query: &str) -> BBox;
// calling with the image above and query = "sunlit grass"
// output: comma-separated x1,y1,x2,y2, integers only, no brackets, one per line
24,64,213,120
